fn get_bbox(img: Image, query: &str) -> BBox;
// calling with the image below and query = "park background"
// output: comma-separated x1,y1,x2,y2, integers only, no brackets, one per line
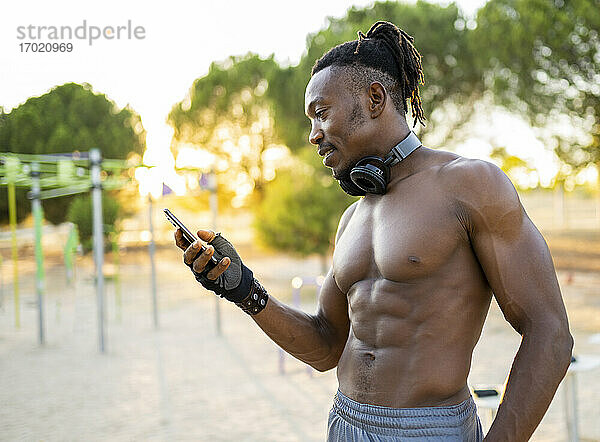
1,0,599,440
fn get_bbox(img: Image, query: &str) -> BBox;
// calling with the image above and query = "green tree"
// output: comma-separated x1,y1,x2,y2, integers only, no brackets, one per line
254,161,355,269
66,193,121,252
169,1,485,161
0,82,145,224
169,54,282,199
472,0,600,174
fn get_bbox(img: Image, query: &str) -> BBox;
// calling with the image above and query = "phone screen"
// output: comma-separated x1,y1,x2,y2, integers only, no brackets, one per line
163,208,220,268
163,209,197,244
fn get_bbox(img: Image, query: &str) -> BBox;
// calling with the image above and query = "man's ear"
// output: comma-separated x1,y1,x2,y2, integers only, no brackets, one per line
368,82,387,118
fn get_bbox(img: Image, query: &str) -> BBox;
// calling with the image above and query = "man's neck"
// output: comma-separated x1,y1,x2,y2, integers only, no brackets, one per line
386,145,426,186
369,116,424,185
384,128,426,186
369,115,411,158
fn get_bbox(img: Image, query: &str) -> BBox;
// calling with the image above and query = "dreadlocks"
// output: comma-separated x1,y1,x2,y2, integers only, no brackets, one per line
312,21,426,127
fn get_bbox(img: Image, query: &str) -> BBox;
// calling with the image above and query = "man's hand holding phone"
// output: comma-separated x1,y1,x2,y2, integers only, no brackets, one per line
167,209,269,315
174,229,231,280
174,228,254,303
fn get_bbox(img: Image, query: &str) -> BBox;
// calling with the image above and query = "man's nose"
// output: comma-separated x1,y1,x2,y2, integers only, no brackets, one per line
309,124,323,145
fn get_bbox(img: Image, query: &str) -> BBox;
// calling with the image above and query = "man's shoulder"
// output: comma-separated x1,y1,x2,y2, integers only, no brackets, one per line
436,154,523,228
437,154,516,199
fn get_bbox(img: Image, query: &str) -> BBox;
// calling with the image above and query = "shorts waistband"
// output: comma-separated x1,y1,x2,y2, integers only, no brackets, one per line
332,389,478,434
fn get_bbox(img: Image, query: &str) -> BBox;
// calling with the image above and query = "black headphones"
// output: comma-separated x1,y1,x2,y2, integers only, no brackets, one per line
338,131,422,196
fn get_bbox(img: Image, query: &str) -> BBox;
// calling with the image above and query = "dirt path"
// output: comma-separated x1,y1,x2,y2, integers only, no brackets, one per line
1,246,599,441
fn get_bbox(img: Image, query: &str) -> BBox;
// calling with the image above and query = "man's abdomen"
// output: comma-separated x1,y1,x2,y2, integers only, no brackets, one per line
336,277,490,408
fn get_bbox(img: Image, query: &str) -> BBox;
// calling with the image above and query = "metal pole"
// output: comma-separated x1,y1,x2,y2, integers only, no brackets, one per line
90,149,106,353
148,194,159,329
111,232,122,323
570,374,579,442
31,163,45,345
209,171,221,336
8,182,20,328
565,372,579,442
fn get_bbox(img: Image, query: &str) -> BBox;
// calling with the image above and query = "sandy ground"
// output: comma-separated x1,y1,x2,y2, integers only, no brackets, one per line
1,245,599,441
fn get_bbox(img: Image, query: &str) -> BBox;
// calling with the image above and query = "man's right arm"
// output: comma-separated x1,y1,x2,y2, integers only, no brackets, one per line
248,202,357,371
250,266,349,371
176,202,356,372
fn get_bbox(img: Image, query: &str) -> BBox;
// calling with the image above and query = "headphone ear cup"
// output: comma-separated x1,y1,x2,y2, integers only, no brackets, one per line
350,156,390,194
338,175,366,196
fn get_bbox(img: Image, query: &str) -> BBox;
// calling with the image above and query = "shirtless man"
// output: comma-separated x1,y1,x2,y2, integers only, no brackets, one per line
175,21,573,441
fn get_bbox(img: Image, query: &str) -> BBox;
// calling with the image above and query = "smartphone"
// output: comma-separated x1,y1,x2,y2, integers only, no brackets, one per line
163,208,219,268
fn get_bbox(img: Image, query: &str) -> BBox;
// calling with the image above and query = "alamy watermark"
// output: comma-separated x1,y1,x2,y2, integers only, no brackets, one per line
17,19,146,52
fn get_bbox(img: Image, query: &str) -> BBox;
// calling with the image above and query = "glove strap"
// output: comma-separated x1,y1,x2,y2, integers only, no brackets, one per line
236,278,269,315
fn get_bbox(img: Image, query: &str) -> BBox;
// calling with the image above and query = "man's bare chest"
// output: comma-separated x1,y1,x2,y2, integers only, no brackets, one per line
332,188,464,293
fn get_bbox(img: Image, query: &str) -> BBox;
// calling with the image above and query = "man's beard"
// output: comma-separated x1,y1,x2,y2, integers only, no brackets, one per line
318,141,349,179
333,164,353,181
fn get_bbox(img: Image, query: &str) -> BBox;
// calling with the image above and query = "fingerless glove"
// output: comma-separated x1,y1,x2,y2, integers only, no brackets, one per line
187,233,268,315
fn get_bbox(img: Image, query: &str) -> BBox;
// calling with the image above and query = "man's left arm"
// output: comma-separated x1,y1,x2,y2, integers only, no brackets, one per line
455,160,573,441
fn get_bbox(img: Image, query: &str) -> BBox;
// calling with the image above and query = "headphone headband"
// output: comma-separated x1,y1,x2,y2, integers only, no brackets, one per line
384,132,422,167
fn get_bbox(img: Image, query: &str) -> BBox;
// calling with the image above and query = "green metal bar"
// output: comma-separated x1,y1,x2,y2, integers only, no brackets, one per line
64,225,78,285
1,152,132,170
0,178,33,187
34,184,91,200
1,177,90,188
1,178,130,193
7,182,19,328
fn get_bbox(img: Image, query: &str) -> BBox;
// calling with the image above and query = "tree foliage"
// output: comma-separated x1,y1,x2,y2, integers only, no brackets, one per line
169,55,282,198
0,82,145,224
473,0,600,170
0,82,145,158
254,161,355,258
66,193,121,252
169,1,483,154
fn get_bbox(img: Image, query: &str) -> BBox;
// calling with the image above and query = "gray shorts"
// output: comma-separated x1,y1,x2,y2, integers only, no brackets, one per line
327,390,483,441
